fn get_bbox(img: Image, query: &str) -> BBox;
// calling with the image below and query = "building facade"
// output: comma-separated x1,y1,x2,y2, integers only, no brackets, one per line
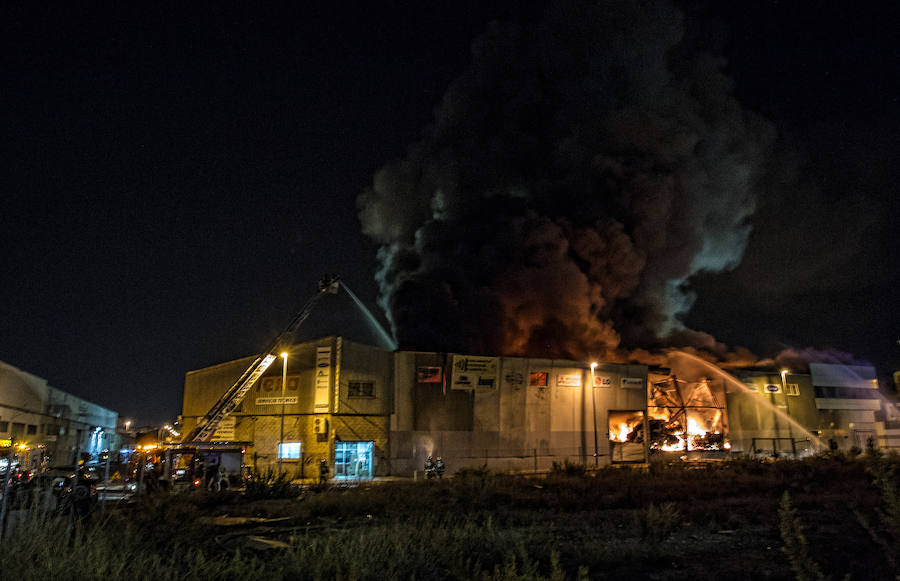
180,337,649,478
0,360,119,469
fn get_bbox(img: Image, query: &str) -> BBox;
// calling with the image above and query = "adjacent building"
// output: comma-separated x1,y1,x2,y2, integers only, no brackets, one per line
0,360,120,469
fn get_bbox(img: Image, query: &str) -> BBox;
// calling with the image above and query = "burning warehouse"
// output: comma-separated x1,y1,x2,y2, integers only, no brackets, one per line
180,335,894,481
180,336,648,479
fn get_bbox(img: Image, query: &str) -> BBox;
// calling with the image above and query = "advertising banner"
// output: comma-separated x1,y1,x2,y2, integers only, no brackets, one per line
529,371,548,387
314,346,331,412
557,373,582,387
621,377,645,389
593,374,613,388
255,396,299,405
417,366,442,383
451,355,499,390
212,416,235,441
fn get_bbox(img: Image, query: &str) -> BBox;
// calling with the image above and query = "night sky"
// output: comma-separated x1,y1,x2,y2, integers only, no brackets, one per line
3,2,898,425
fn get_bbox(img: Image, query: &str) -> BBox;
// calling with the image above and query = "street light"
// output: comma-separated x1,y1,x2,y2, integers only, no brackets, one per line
780,369,794,446
278,352,288,476
590,362,599,467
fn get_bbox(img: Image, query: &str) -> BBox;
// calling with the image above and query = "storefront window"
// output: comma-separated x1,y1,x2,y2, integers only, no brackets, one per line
334,441,373,479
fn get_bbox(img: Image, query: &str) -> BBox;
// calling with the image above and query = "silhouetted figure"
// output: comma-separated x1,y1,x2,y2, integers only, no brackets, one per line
318,459,329,485
435,457,445,479
424,456,436,480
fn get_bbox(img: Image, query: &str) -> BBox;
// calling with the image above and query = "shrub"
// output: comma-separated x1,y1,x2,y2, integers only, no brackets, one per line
779,491,826,581
243,469,301,500
549,460,586,477
639,502,680,544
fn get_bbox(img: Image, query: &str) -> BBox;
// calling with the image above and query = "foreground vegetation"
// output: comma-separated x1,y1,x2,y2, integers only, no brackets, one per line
4,453,900,580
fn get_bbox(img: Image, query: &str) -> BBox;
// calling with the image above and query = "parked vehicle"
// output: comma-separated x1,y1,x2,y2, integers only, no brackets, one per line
52,467,98,517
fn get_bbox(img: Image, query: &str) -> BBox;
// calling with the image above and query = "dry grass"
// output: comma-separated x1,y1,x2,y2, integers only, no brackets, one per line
2,453,898,580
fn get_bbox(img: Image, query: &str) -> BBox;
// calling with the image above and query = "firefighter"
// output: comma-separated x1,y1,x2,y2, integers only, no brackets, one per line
424,456,435,479
435,457,445,479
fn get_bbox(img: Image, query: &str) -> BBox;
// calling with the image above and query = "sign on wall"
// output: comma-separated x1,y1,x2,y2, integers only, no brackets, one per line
417,366,442,383
529,372,548,387
621,377,644,389
255,396,298,405
451,355,499,390
557,373,582,387
314,346,332,412
765,384,781,393
212,416,235,441
593,374,613,388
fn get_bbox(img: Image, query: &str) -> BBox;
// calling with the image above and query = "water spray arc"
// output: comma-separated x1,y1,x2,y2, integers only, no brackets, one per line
667,350,826,452
339,281,398,351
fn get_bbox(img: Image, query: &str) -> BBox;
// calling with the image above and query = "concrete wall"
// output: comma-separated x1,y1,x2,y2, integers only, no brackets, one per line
389,355,648,475
727,372,818,455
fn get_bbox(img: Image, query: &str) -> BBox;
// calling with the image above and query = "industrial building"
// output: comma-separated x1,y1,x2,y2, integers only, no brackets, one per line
180,336,649,478
0,360,120,470
181,337,896,479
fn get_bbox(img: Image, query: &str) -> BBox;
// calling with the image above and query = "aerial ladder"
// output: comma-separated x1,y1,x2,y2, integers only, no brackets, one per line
182,274,341,444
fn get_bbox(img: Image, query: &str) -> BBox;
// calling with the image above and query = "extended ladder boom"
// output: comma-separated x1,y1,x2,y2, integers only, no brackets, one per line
183,275,340,443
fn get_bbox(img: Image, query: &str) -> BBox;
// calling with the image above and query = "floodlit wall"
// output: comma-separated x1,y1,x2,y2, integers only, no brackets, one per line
182,340,649,477
389,354,648,475
810,363,882,449
181,337,393,476
728,373,818,455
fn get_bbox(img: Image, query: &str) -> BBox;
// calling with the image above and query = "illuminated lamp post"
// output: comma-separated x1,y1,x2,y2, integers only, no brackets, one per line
278,352,288,476
590,362,599,467
781,369,795,451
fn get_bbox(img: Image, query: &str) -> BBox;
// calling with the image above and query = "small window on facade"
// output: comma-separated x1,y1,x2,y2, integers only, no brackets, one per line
786,383,800,396
12,423,25,437
277,442,302,459
0,421,8,432
348,381,375,398
27,424,37,435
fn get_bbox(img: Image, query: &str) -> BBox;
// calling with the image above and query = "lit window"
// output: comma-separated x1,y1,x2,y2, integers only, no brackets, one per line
348,381,375,398
786,383,800,396
277,442,302,460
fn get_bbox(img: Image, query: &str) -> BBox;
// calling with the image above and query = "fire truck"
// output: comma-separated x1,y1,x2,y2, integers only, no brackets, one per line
137,276,343,491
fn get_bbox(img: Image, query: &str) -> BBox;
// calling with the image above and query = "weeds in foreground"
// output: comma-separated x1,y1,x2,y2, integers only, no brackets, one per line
243,469,301,500
550,460,586,477
779,491,826,581
639,502,680,544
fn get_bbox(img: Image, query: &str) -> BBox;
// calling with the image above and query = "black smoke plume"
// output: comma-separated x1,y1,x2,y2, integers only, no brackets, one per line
358,0,773,360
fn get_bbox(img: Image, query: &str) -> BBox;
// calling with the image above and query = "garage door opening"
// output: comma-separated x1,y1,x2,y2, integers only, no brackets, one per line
609,410,646,463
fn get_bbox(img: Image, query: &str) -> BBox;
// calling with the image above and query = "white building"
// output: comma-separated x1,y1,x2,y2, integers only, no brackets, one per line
0,360,119,469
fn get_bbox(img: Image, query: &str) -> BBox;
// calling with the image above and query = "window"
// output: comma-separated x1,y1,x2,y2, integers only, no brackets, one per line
27,424,37,435
0,422,8,432
277,442,302,460
348,381,375,398
786,383,800,396
334,441,373,479
11,423,24,437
